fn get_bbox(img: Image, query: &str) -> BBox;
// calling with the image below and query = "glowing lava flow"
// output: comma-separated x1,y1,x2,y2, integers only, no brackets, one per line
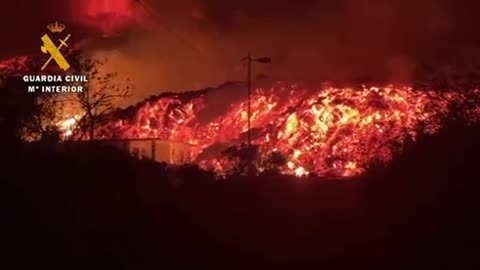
0,51,477,177
0,56,32,76
95,82,480,177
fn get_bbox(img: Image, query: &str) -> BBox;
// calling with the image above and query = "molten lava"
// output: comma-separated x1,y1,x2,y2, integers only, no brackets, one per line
0,56,33,76
1,54,478,177
94,82,479,177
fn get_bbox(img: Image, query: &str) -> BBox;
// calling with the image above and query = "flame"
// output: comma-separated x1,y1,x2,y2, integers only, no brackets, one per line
57,115,81,138
92,82,480,177
294,166,308,177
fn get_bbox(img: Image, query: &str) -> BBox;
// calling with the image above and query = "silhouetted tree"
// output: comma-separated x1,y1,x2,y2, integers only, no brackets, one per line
223,143,259,175
69,55,133,140
0,76,61,142
260,151,287,175
18,94,63,142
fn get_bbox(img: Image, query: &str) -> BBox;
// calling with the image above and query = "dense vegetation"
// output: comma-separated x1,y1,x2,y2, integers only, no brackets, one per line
2,64,480,268
2,121,479,269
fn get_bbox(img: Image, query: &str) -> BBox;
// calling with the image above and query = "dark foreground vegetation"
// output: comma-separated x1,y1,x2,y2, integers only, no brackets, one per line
2,123,480,269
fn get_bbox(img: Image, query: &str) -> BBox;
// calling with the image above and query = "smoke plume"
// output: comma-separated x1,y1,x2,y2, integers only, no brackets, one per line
2,0,480,103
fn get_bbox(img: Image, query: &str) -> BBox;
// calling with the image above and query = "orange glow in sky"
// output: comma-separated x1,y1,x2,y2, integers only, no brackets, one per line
73,0,138,36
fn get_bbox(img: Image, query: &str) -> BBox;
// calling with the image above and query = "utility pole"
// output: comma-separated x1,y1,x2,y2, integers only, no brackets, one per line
247,52,252,149
242,53,272,175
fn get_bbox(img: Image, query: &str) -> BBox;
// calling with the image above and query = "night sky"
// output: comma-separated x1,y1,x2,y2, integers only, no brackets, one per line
1,0,480,100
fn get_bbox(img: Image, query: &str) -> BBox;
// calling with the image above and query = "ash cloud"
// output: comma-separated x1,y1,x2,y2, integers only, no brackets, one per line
2,0,480,103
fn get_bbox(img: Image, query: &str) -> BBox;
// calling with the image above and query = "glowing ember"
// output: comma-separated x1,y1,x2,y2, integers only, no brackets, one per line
94,82,480,177
57,115,81,137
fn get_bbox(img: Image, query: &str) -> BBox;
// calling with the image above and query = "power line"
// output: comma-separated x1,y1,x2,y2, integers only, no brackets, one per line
133,0,203,55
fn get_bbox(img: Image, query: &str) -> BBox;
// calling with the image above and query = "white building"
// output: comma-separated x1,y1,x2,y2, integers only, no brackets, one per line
62,138,194,165
124,138,193,164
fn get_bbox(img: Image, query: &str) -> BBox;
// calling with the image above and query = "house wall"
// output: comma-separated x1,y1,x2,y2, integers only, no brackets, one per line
128,140,154,160
168,142,192,164
62,139,194,165
153,140,171,163
127,140,193,165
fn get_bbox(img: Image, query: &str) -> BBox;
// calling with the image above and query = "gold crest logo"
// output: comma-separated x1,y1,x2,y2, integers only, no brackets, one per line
40,21,71,71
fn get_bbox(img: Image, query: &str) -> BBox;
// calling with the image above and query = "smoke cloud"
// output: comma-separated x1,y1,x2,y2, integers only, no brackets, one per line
2,0,480,103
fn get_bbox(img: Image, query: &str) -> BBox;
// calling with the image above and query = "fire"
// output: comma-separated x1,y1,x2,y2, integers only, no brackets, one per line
94,82,480,177
294,166,308,177
57,115,81,137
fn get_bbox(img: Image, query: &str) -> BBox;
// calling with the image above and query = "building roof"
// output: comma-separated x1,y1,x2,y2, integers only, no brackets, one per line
88,138,197,147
